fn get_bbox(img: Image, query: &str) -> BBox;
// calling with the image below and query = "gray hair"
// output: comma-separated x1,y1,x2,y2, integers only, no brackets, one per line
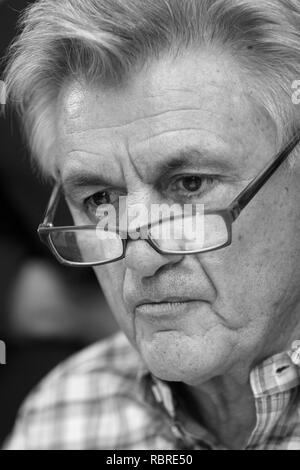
4,0,300,175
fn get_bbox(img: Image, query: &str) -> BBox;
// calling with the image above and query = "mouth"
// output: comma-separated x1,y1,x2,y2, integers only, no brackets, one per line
134,298,204,319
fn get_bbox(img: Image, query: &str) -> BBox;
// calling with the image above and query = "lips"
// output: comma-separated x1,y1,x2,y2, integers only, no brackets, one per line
134,299,205,323
124,277,212,317
134,297,204,317
135,296,200,309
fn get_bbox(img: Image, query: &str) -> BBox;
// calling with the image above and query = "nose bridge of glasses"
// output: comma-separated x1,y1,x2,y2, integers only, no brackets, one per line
126,195,153,234
116,198,179,240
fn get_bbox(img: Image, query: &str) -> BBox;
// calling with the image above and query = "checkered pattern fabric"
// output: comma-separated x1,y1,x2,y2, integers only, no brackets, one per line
4,332,300,450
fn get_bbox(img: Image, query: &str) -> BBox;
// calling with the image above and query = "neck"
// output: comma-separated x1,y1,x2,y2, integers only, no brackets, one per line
178,368,257,449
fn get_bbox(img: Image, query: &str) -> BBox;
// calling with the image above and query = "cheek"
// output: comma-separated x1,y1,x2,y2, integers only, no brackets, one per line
93,264,136,339
209,192,300,321
94,264,123,311
236,197,297,283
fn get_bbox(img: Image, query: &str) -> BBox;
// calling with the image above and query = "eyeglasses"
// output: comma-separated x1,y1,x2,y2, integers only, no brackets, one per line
38,134,300,267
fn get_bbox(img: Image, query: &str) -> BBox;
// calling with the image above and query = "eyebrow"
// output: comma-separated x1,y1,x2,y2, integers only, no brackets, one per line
61,146,237,197
156,148,236,177
63,173,112,194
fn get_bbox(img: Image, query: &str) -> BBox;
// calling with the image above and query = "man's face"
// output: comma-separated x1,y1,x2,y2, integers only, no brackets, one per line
56,50,300,386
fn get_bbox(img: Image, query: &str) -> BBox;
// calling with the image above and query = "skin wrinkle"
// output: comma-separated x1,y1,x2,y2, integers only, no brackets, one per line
56,50,300,449
65,108,205,134
66,143,242,173
200,335,246,389
124,138,144,185
62,64,248,136
135,126,233,146
66,127,252,169
62,160,253,208
62,136,262,191
194,254,218,306
60,91,272,183
64,107,236,136
267,267,300,349
61,58,264,145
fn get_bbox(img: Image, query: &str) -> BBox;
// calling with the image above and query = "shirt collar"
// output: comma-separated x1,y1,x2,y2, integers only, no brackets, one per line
250,349,300,398
136,342,300,449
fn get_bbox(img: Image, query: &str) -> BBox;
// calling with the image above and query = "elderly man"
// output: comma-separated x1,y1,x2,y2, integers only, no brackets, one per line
3,0,300,450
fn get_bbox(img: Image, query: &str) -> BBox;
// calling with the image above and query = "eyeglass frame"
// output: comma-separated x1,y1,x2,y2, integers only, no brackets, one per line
38,133,300,267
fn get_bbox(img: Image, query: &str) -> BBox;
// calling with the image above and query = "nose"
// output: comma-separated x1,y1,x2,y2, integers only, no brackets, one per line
124,238,184,278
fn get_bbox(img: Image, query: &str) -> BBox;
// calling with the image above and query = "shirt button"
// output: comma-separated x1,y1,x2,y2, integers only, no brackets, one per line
290,341,300,366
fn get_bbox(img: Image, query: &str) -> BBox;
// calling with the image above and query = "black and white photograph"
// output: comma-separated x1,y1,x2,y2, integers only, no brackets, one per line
0,0,300,453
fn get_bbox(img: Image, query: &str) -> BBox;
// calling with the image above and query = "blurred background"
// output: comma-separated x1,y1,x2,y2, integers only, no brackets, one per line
0,0,119,446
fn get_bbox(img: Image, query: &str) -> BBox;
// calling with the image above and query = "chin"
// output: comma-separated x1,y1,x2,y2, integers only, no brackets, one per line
138,332,229,386
143,354,218,386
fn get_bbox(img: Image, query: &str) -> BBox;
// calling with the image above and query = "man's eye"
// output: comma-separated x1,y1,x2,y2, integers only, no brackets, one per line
171,175,216,197
86,191,112,208
84,191,120,219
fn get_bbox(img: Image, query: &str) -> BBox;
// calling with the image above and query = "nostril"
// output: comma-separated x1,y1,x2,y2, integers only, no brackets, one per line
276,366,290,374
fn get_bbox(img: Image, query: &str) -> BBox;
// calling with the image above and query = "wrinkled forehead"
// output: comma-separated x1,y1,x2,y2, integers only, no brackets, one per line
56,51,276,181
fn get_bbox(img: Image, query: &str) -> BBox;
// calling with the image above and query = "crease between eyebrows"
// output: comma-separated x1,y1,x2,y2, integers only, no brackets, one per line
62,153,238,200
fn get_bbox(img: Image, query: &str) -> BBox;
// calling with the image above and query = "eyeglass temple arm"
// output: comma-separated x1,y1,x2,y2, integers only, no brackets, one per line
40,183,61,226
228,134,300,221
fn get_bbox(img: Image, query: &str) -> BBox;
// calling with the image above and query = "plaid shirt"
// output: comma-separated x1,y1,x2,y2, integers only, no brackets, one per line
4,332,300,450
